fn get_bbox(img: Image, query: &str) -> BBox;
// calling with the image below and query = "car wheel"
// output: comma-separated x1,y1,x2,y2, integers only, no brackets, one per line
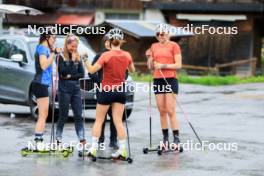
123,109,132,121
29,91,59,122
29,91,38,121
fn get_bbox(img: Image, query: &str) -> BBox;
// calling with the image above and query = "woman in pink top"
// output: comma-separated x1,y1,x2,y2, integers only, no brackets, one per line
147,24,182,149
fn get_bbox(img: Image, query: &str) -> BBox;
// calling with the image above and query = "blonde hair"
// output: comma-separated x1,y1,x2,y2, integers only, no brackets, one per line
63,33,80,62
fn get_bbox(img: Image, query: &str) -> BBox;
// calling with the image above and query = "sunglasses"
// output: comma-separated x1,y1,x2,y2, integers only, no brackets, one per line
156,32,166,37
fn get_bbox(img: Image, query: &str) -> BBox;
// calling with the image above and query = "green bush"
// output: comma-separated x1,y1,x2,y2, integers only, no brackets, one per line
131,72,264,86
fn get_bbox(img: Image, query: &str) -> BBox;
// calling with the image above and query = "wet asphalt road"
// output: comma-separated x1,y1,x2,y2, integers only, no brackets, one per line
0,82,263,176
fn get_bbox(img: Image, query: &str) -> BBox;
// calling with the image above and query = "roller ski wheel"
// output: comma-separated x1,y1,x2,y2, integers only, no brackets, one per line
21,148,29,157
127,157,133,164
143,148,148,154
90,155,97,162
179,146,184,153
62,150,70,157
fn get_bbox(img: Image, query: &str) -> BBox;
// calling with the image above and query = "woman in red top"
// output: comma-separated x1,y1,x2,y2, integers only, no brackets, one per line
148,24,182,148
83,28,135,159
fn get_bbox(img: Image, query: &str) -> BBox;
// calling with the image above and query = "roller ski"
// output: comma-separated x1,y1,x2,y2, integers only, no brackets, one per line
143,146,159,154
84,148,133,164
143,139,173,154
109,149,133,163
157,145,183,155
77,147,96,162
20,147,72,158
80,138,133,164
144,128,170,154
20,139,73,158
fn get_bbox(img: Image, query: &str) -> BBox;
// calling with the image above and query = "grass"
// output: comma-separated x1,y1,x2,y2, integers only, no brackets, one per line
131,73,264,86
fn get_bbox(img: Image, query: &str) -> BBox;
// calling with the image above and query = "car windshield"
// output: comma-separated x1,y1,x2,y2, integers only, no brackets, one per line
28,37,95,62
29,37,95,76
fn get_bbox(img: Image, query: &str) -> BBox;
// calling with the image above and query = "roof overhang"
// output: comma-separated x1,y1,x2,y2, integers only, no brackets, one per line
176,14,247,21
98,20,194,39
0,4,43,15
5,13,94,26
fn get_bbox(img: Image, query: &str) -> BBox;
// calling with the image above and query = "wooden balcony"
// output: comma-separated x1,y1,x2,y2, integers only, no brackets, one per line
152,0,263,3
3,0,142,10
3,0,263,12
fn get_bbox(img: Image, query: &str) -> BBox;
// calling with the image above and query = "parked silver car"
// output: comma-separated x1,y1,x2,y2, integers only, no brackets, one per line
0,30,134,121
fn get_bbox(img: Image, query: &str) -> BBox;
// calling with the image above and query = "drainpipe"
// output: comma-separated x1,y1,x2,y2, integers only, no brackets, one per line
0,0,2,30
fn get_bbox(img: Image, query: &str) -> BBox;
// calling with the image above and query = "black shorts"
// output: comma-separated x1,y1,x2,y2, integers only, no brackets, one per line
31,82,49,98
97,91,126,105
153,78,178,94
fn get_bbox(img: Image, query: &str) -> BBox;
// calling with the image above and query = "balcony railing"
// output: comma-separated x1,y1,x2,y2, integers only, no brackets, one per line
3,0,263,11
3,0,142,9
152,0,263,3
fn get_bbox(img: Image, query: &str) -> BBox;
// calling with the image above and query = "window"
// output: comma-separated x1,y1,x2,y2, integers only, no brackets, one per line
105,13,139,20
0,39,12,59
10,40,28,63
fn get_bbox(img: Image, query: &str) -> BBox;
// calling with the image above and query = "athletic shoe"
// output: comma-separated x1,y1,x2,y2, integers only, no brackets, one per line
87,147,97,157
171,136,181,150
28,138,45,151
111,149,127,159
159,139,169,150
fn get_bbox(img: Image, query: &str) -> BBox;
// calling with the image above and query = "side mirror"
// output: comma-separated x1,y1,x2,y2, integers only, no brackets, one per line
11,54,23,63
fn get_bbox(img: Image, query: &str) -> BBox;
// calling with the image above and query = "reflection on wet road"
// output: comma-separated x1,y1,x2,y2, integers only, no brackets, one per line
0,83,263,176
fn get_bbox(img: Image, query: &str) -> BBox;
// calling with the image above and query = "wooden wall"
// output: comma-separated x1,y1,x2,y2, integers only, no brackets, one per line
168,15,258,73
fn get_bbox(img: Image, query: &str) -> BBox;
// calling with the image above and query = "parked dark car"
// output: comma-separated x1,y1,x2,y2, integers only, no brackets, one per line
0,30,134,121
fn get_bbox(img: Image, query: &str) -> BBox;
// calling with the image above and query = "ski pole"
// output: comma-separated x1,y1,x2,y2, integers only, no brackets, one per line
124,105,131,158
158,69,203,147
50,54,59,153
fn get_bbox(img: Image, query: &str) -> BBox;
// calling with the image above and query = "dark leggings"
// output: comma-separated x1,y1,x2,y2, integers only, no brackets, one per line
56,89,84,141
